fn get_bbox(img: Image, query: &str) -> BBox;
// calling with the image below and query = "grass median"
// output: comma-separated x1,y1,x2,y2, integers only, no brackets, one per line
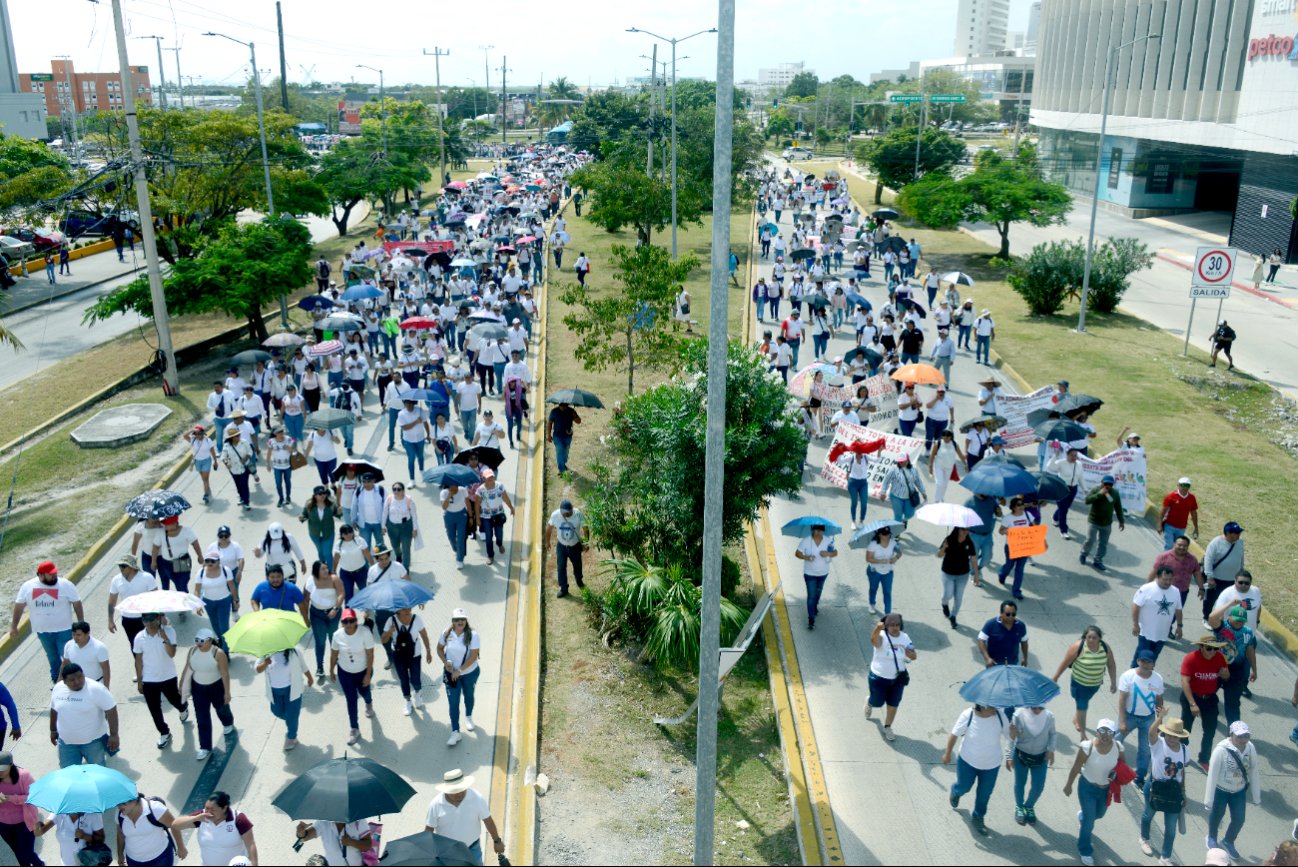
539,205,800,864
838,164,1298,636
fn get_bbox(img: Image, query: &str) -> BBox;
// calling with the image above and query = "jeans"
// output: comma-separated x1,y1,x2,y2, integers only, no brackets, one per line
924,416,948,452
0,821,43,866
57,734,108,768
889,495,916,525
141,678,187,736
812,332,829,359
957,324,972,349
941,571,969,617
315,458,336,487
1122,713,1156,781
803,573,828,621
553,434,573,474
283,413,305,443
387,408,400,449
866,567,893,613
310,606,340,672
847,478,869,523
1181,691,1220,763
975,334,991,364
446,667,480,732
970,531,994,571
1208,786,1248,844
1223,659,1250,726
273,467,293,503
1013,752,1047,809
898,418,917,437
767,297,780,320
393,654,422,699
337,668,372,730
402,440,426,481
213,417,233,453
191,678,234,751
506,411,523,447
1077,777,1109,858
339,566,367,603
358,522,383,551
1140,779,1181,857
443,510,469,563
1082,522,1112,563
1053,486,1079,533
1162,524,1186,550
998,544,1028,597
155,557,191,594
787,338,801,368
899,351,919,364
481,512,506,560
37,629,72,682
205,596,233,645
932,356,952,387
557,543,583,592
951,757,999,817
387,519,414,566
269,686,301,740
309,533,333,567
461,409,478,443
1131,635,1166,668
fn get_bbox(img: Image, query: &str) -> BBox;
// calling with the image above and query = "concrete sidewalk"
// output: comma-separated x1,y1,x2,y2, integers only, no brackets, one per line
0,375,534,864
752,193,1298,866
2,248,144,316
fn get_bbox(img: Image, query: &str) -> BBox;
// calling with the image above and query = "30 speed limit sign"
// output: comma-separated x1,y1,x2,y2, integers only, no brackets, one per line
1190,246,1237,297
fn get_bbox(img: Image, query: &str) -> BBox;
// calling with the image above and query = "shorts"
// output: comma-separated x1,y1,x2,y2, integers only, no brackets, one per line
194,457,213,473
1071,679,1101,710
867,672,907,708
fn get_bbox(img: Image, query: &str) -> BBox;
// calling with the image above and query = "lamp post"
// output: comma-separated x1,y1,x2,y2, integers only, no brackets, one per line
133,35,168,110
205,30,286,326
355,64,387,157
423,48,450,188
627,26,718,259
1077,32,1161,334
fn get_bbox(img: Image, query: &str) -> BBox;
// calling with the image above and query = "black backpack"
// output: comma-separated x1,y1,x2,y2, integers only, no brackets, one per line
392,621,417,661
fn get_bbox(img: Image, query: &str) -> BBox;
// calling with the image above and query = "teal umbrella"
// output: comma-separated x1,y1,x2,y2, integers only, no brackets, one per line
28,765,137,814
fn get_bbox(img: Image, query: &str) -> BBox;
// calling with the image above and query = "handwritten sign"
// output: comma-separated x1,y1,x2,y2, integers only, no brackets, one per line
1007,525,1049,559
819,423,925,500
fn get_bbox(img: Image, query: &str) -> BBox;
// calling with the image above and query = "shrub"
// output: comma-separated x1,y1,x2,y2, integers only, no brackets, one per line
1006,240,1084,315
1087,236,1154,313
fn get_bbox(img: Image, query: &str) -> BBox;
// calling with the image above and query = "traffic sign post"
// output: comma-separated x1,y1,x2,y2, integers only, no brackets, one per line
888,93,924,103
1184,246,1237,356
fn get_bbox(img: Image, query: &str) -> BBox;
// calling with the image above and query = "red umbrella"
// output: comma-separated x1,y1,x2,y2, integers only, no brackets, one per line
400,316,439,330
446,181,468,190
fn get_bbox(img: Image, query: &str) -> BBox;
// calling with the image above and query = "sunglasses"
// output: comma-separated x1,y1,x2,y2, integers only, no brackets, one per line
393,486,405,492
341,618,357,624
1236,581,1251,586
203,558,219,564
1003,613,1018,618
194,636,213,644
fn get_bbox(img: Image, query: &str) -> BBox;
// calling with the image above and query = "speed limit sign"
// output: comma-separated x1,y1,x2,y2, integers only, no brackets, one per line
1190,246,1237,297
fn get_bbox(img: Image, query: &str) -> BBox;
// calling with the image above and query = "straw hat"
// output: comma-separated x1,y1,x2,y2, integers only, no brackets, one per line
1194,635,1226,649
437,769,475,795
1158,717,1190,739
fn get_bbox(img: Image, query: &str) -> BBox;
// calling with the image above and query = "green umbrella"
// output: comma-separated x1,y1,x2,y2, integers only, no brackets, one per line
224,609,308,657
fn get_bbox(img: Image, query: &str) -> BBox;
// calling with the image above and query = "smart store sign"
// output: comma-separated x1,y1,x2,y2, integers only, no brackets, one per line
1250,0,1298,61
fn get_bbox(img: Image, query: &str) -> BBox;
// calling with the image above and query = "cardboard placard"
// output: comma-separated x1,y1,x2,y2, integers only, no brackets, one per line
1007,524,1048,559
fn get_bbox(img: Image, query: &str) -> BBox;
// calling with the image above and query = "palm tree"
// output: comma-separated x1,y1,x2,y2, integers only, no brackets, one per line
547,77,579,101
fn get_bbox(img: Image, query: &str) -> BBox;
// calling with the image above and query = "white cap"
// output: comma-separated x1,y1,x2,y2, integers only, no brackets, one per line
268,522,284,539
1095,718,1118,734
1178,476,1192,486
451,607,468,619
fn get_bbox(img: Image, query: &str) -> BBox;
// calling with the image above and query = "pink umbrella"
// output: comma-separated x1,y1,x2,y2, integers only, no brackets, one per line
446,181,468,190
516,235,538,243
496,245,516,253
308,340,344,357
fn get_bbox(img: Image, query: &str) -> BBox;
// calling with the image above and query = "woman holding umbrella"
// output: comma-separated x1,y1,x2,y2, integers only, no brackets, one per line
255,643,312,751
168,791,257,866
793,523,839,630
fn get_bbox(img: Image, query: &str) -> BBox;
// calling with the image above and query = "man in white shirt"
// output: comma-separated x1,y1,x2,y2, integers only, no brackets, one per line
107,554,158,649
502,350,531,391
424,770,505,861
1117,650,1165,786
62,621,110,687
207,381,236,453
351,474,387,550
11,560,85,683
506,321,528,358
930,327,956,387
973,309,995,365
1212,568,1261,633
1131,567,1183,666
1046,447,1084,537
132,613,189,747
50,663,119,767
344,349,370,403
829,400,860,429
455,376,482,443
397,398,431,484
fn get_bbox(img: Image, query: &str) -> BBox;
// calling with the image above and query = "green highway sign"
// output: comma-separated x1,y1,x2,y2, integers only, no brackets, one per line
929,94,967,103
889,94,924,103
29,74,54,82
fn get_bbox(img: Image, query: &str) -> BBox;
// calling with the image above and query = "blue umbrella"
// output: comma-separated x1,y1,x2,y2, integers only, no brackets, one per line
399,388,436,402
422,464,480,487
760,222,779,234
959,460,1038,498
297,295,335,311
845,292,871,311
28,765,137,815
847,520,905,549
959,664,1060,707
780,516,843,538
348,580,435,611
340,284,382,301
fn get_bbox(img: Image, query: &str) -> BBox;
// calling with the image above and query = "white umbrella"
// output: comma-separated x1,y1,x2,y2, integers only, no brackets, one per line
117,590,206,616
914,502,984,529
940,271,976,287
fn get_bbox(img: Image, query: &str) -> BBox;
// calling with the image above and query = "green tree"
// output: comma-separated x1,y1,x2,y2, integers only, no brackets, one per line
0,134,73,213
584,341,806,566
1088,237,1155,313
568,91,648,156
1006,239,1085,315
898,147,1073,256
569,153,704,247
784,71,820,99
765,108,795,141
314,137,397,235
558,243,699,394
860,126,966,203
83,216,312,341
547,76,580,101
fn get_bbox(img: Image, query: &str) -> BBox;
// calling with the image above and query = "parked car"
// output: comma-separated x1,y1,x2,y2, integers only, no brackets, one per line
58,209,139,238
3,227,65,251
0,235,35,259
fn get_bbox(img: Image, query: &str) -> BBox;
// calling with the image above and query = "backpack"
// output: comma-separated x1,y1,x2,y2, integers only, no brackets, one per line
392,621,417,661
118,796,168,831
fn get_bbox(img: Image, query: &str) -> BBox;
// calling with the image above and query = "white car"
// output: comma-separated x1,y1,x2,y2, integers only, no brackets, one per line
0,235,35,259
782,147,815,160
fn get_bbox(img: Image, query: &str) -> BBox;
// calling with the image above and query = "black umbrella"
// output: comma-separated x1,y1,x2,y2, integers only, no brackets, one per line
380,832,477,867
873,207,900,221
1057,393,1104,417
468,323,510,342
959,414,1007,433
305,408,356,431
1031,470,1071,502
1025,407,1062,429
881,235,907,253
790,248,816,261
904,300,927,319
331,460,385,483
843,345,882,367
1032,417,1088,443
402,248,429,258
824,213,844,222
298,295,336,312
124,490,191,520
545,388,605,408
453,446,504,471
424,251,452,270
230,349,273,367
271,756,416,823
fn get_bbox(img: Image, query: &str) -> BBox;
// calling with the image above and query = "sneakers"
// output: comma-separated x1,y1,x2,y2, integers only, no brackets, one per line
557,589,569,598
949,616,958,629
1205,837,1219,852
347,729,360,746
196,749,211,761
403,700,412,716
808,617,816,630
316,669,325,679
942,603,951,618
575,577,586,589
1221,842,1240,860
284,738,298,751
867,603,877,615
949,791,961,809
365,704,375,718
1140,839,1155,856
1081,858,1094,866
1094,561,1107,572
865,704,873,719
412,693,423,709
179,707,190,724
883,726,896,742
447,731,462,746
223,725,236,736
157,733,171,748
1198,760,1210,773
1077,810,1084,824
971,815,988,836
1024,806,1037,825
1014,806,1027,826
1289,728,1298,746
465,716,476,732
1079,553,1088,565
1158,859,1174,866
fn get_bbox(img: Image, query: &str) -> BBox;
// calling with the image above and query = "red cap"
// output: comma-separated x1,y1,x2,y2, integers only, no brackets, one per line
36,560,57,576
161,515,180,525
341,608,358,621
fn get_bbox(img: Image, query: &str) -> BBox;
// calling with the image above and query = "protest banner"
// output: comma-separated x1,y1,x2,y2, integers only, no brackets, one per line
383,239,455,255
820,422,925,500
861,372,898,430
993,385,1060,449
1078,448,1147,508
1007,525,1049,558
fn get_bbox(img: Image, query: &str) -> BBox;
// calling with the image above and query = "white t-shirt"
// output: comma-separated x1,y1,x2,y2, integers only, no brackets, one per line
1077,739,1123,786
132,626,179,683
367,559,408,585
952,707,1009,771
866,540,898,574
157,527,199,563
438,627,482,676
62,636,110,680
440,487,468,513
1132,582,1183,640
1148,736,1187,782
870,630,914,679
311,819,368,866
1214,585,1262,632
548,510,584,546
213,542,244,575
194,567,233,602
456,381,482,412
795,536,835,578
332,627,376,673
120,798,172,862
15,577,81,634
308,431,338,463
1118,668,1165,717
54,813,103,867
50,679,116,744
424,789,490,847
927,395,954,422
397,407,428,444
475,421,504,449
110,570,158,620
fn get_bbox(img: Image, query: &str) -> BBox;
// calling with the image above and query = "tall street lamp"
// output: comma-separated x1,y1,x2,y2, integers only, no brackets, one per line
1077,31,1161,333
205,30,286,326
627,26,717,259
355,64,387,157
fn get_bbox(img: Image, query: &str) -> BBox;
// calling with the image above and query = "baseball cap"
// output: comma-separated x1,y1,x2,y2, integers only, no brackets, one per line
194,627,217,643
1136,649,1156,662
1228,605,1248,622
559,499,573,513
204,546,221,562
1229,720,1250,737
452,607,468,619
268,522,285,539
1057,379,1070,388
340,608,358,622
36,560,57,576
896,453,910,463
1205,848,1232,866
1101,475,1115,484
990,435,1006,446
1224,521,1244,534
1126,432,1141,440
0,752,13,770
481,468,495,479
217,525,232,537
841,400,852,408
1094,718,1118,735
1178,476,1192,486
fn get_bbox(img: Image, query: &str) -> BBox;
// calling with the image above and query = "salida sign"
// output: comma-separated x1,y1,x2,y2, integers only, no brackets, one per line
1248,32,1298,61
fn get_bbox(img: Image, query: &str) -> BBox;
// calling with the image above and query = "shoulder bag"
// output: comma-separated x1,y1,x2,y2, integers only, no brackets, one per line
885,633,910,686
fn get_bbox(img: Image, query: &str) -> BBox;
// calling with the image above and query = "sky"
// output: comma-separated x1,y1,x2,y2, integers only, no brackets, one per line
10,0,1034,91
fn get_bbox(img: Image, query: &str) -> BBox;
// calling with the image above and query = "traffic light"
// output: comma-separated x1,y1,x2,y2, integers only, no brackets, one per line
773,98,779,108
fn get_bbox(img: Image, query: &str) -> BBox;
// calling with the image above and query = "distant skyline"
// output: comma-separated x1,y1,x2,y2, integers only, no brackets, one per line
10,0,1034,91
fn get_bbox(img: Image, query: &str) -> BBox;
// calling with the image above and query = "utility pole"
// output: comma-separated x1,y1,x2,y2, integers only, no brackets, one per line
695,0,735,860
423,47,450,188
56,56,81,165
164,47,184,108
1011,66,1029,151
110,0,178,395
478,44,494,94
913,79,927,183
135,36,168,109
276,2,290,112
499,57,509,145
356,64,387,156
647,44,657,176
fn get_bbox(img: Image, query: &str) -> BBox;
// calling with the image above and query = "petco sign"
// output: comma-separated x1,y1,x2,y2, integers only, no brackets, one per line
1248,33,1298,60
